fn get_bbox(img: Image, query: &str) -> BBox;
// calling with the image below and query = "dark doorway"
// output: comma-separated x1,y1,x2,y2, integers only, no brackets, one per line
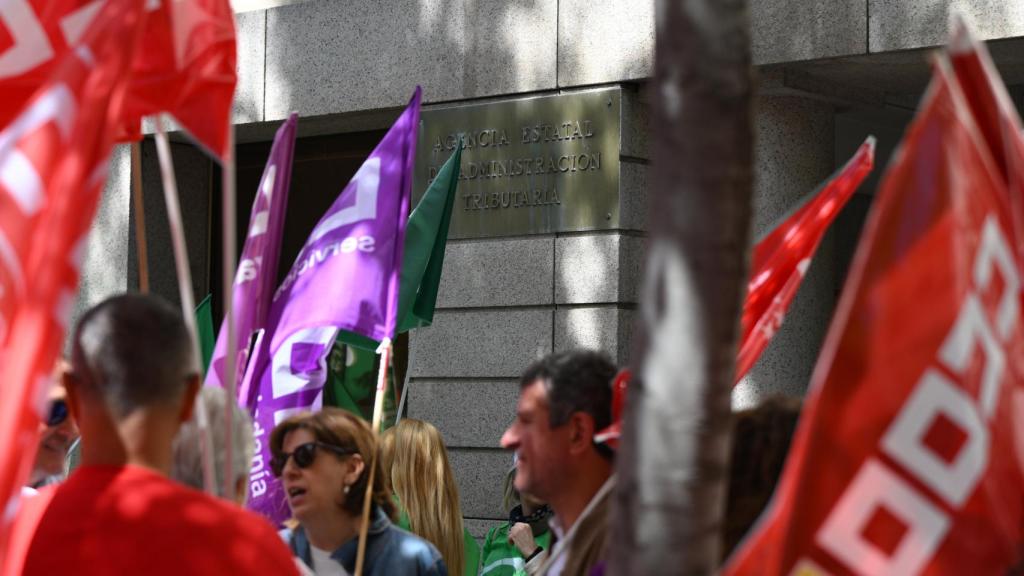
208,126,409,410
210,128,387,321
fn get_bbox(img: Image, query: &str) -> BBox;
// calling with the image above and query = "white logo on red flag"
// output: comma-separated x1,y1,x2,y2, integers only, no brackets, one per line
723,21,1024,576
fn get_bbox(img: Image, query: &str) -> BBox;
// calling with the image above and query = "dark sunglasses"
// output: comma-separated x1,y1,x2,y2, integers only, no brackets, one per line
46,399,69,427
270,442,356,477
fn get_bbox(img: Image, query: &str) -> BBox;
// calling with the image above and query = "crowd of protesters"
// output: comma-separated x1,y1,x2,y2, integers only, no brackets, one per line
0,293,796,575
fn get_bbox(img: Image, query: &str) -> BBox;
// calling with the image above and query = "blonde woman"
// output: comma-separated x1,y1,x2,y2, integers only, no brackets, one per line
385,419,480,576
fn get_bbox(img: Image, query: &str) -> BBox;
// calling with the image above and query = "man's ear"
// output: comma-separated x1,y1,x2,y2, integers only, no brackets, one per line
178,375,201,423
63,370,82,424
567,412,596,456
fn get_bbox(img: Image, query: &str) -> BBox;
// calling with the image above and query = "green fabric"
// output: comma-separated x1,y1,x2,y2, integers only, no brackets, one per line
396,144,461,332
393,494,412,531
335,145,461,350
479,524,552,576
463,528,481,576
392,494,481,576
323,342,397,431
195,294,216,377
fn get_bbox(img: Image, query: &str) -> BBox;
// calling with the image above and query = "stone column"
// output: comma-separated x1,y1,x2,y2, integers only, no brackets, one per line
733,96,836,409
127,140,214,307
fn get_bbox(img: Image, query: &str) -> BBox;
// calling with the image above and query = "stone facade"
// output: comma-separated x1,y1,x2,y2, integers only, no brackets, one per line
76,0,1024,535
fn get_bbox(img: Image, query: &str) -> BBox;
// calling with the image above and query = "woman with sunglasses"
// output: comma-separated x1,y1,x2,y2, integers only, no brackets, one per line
271,408,448,576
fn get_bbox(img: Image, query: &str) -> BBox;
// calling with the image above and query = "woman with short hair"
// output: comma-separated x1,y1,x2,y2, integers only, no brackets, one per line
271,408,447,576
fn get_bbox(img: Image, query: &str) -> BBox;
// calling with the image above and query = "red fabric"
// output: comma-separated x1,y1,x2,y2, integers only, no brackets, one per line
116,0,237,159
5,465,298,576
735,138,875,383
596,144,874,447
0,0,238,160
724,26,1024,576
0,0,98,128
0,0,145,561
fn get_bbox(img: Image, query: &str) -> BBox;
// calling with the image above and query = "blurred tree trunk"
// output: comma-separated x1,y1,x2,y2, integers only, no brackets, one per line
607,0,753,574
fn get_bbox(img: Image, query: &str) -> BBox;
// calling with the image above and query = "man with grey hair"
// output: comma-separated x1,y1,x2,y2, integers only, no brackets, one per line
172,386,255,505
6,293,298,576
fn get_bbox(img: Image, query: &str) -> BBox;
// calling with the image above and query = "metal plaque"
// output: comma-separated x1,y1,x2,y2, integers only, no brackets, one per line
414,87,621,239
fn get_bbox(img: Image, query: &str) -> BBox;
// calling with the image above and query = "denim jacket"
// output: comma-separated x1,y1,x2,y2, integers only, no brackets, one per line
282,506,448,576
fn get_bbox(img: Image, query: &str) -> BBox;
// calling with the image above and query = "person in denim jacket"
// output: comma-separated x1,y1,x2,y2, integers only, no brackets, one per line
272,408,447,576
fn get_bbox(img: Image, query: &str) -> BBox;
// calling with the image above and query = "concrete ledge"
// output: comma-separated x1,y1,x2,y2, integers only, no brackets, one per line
751,0,866,65
235,10,266,124
437,238,554,309
409,309,553,378
557,0,654,87
264,0,557,120
554,307,635,367
555,234,644,305
407,380,519,448
451,449,512,520
869,0,1024,53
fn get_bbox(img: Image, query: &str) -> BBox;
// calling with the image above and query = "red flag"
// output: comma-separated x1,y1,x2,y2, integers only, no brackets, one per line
0,0,105,127
0,1,237,160
117,0,237,159
0,0,144,561
724,24,1024,576
595,143,874,447
736,138,875,383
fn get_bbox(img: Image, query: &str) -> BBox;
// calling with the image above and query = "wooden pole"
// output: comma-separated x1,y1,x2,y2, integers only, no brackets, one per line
354,338,392,576
608,0,754,573
221,125,238,503
130,142,149,293
153,115,217,496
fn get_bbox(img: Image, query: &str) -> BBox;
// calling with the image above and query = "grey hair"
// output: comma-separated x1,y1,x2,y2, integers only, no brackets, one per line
171,387,254,502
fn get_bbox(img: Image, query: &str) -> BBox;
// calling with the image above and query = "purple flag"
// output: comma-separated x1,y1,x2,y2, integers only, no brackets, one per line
246,88,421,523
205,113,298,406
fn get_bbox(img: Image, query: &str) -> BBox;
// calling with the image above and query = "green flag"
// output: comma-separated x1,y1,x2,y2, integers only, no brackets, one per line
336,145,462,350
395,144,461,332
195,293,216,377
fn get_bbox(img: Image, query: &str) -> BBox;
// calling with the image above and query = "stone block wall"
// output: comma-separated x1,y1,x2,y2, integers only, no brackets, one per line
406,86,650,536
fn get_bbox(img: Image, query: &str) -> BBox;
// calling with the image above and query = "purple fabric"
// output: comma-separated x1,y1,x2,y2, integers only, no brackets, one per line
245,89,421,524
205,113,297,407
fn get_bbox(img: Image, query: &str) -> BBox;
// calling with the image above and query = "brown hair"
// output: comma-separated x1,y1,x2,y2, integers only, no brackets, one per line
270,408,395,519
722,395,801,560
387,419,465,575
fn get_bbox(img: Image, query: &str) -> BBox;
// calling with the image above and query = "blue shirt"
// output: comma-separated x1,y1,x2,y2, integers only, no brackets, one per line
282,506,447,576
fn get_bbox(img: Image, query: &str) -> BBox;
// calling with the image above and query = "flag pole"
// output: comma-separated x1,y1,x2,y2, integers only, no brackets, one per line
153,114,216,495
221,123,238,504
394,369,410,427
355,337,392,576
130,141,149,293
